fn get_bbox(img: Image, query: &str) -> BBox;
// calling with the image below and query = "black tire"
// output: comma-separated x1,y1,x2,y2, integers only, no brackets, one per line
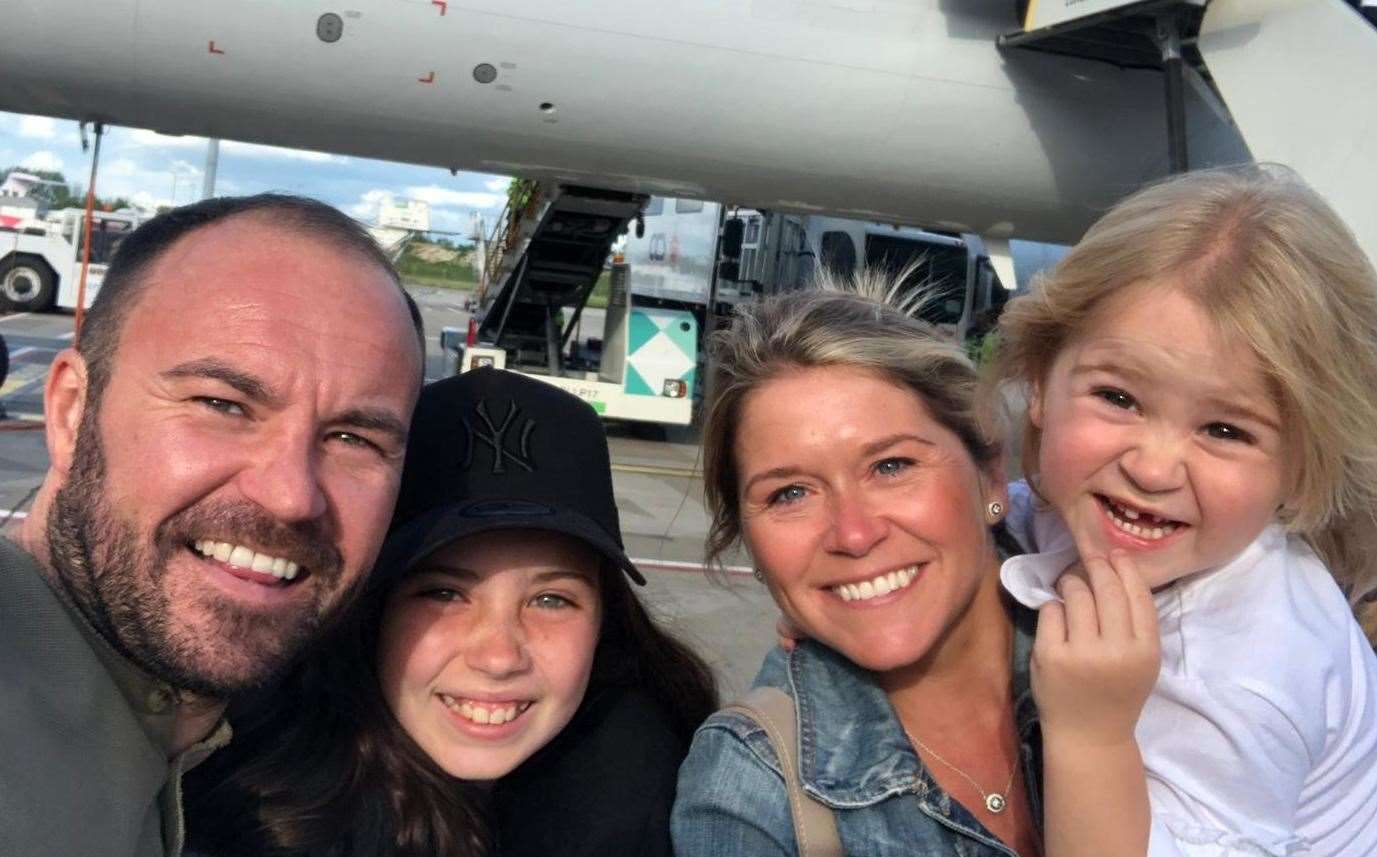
0,255,57,312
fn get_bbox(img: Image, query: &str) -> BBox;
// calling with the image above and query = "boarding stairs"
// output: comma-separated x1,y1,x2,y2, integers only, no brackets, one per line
475,183,647,375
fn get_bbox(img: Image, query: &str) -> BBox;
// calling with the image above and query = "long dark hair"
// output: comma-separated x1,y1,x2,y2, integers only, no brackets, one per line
184,548,717,856
588,559,719,745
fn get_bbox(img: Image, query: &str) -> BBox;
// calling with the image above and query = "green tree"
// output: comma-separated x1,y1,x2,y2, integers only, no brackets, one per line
1,166,77,208
1,166,133,212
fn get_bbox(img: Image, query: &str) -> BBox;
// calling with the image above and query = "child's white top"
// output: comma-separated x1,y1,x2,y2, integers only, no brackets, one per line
1001,484,1377,856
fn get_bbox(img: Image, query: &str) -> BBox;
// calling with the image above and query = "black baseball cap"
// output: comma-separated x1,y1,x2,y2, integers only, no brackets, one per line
378,367,645,586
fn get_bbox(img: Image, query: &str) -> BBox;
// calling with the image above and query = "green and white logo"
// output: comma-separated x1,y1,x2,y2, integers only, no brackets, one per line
624,307,697,398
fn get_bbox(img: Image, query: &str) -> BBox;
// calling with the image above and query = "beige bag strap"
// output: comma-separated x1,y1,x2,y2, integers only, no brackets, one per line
722,686,843,857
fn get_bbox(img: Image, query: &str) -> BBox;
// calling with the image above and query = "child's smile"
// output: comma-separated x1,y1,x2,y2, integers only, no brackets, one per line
1096,494,1186,543
1030,281,1293,589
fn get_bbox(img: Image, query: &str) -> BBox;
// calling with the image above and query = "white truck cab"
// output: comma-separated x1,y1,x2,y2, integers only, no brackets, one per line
0,208,145,312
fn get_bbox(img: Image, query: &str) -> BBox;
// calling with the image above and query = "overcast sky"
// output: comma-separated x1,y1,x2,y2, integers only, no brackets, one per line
0,109,510,240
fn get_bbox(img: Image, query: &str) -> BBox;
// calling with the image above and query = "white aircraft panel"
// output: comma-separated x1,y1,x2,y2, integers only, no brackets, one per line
0,0,1247,242
1200,0,1377,263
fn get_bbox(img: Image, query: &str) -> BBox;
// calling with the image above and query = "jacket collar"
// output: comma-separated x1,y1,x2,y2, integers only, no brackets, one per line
785,600,1039,807
6,537,233,760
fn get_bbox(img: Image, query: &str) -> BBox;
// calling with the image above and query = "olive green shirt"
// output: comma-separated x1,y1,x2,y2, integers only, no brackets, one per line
0,537,230,856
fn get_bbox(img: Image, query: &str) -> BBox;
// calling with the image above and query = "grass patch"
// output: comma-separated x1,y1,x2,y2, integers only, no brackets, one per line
396,240,478,289
402,274,476,292
586,271,611,309
404,267,611,301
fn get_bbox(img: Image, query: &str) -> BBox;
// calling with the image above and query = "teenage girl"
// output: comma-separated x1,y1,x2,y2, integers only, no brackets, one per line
995,164,1377,856
184,368,718,857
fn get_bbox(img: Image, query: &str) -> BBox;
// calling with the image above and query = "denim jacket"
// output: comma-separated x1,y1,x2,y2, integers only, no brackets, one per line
672,603,1041,856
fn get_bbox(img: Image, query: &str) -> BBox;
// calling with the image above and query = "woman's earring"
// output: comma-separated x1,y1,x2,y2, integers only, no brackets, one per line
987,501,1004,520
752,567,765,583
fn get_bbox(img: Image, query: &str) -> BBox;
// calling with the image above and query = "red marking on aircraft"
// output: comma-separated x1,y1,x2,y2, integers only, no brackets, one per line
208,40,225,55
432,1,447,15
418,71,436,83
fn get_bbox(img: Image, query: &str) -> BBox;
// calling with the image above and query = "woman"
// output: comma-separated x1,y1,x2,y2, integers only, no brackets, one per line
672,277,1040,856
185,367,718,857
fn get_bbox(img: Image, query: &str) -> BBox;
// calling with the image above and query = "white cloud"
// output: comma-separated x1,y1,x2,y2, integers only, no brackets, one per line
89,153,201,209
428,207,480,237
485,177,510,193
20,150,63,172
404,185,503,210
348,188,393,219
128,189,176,210
18,116,58,140
103,157,144,178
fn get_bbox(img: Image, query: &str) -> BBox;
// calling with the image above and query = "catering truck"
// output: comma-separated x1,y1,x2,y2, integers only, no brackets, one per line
636,196,1067,340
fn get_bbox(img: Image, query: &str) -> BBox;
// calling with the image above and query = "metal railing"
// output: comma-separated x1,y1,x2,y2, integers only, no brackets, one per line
476,178,546,301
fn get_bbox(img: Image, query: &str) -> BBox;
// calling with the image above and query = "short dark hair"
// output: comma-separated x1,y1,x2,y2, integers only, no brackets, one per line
79,193,425,403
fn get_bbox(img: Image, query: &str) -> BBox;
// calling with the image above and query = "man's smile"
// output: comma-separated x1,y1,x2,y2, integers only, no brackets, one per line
191,539,303,581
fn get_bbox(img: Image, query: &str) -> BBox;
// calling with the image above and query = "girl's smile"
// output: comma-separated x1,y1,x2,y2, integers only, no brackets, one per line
1031,281,1292,588
377,529,602,781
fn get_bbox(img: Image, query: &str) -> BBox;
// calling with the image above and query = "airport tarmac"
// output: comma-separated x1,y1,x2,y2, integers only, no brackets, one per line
0,288,778,698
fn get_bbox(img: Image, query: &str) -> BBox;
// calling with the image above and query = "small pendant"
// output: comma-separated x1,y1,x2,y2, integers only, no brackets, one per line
985,793,1007,814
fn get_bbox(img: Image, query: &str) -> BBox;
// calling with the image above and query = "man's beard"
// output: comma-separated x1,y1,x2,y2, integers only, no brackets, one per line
46,404,349,697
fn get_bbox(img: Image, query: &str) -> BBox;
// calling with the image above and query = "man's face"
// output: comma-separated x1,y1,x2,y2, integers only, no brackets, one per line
49,215,422,696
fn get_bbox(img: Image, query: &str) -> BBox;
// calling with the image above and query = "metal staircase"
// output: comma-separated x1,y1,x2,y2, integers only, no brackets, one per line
475,183,647,375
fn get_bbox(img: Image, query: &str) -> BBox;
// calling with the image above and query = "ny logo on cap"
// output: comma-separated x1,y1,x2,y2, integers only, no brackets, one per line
461,399,537,474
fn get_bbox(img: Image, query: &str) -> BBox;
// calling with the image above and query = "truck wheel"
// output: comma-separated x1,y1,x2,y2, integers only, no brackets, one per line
0,256,57,312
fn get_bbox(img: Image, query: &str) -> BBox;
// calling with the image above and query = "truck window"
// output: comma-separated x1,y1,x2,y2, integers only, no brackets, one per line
819,230,857,277
864,233,969,326
675,199,704,213
77,218,135,265
643,197,664,217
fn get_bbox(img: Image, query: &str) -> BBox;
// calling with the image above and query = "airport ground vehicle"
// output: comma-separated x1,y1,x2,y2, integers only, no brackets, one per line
720,206,1068,340
635,196,1068,336
462,186,703,427
463,190,1065,428
0,208,144,312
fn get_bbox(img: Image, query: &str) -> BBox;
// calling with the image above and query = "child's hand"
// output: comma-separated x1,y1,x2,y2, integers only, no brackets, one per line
1031,550,1161,747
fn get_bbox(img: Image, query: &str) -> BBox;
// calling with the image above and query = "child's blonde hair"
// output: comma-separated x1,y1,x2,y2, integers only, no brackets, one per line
994,164,1377,603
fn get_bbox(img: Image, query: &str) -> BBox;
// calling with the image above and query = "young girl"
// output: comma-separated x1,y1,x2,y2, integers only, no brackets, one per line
183,368,718,857
994,165,1377,856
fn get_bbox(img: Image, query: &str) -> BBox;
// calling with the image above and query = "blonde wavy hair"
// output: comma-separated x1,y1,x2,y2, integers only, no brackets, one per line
993,164,1377,603
701,268,1005,571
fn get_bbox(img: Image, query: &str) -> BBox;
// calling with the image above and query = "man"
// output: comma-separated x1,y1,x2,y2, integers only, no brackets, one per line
0,194,425,856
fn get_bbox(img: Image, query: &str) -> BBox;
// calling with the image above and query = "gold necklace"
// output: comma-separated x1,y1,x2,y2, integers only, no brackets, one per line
905,730,1016,814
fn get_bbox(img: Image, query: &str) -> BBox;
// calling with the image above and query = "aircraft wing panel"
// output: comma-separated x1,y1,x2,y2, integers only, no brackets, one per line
0,0,1247,242
1200,0,1377,262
